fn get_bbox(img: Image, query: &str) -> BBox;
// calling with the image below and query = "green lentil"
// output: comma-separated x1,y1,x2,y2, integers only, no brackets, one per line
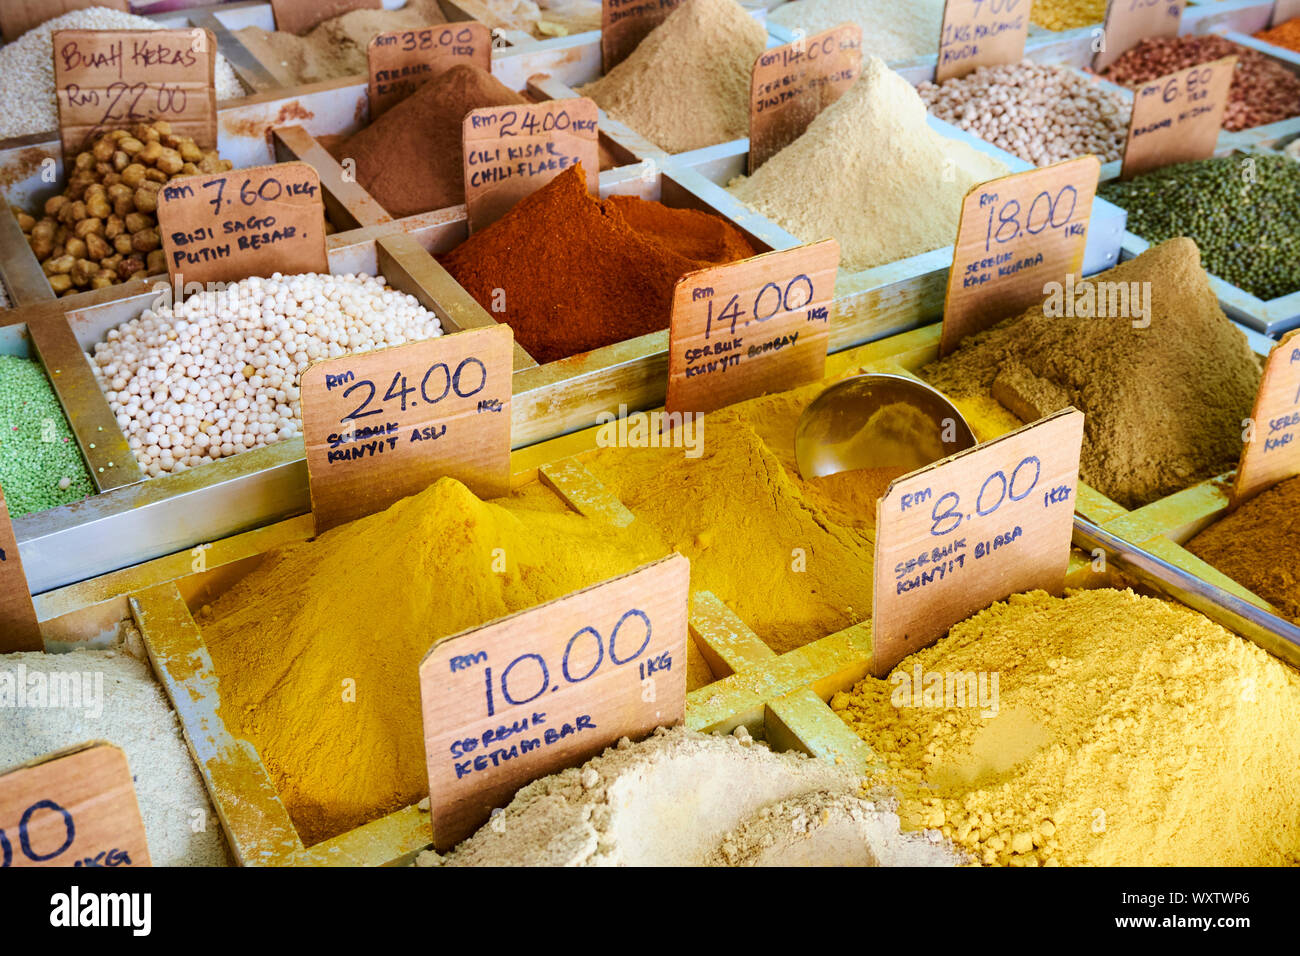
0,354,94,517
1099,155,1300,301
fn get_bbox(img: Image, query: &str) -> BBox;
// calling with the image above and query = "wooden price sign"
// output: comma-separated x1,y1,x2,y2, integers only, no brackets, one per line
52,28,218,161
1094,0,1186,72
0,0,127,43
301,324,513,532
871,408,1084,676
156,161,328,286
601,0,686,72
936,0,1030,84
0,743,150,867
1233,330,1300,506
270,0,380,36
1275,0,1300,27
666,240,840,416
0,483,41,653
940,156,1099,357
419,554,689,850
1120,57,1235,179
749,24,862,174
366,22,492,118
462,99,599,232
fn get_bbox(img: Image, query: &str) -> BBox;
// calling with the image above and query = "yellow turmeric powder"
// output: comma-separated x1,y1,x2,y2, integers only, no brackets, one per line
831,589,1300,866
200,477,666,846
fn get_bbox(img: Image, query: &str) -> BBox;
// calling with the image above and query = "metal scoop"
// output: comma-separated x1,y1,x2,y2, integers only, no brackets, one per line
794,373,978,479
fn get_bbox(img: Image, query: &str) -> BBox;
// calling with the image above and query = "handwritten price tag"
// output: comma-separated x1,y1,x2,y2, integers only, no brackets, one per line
52,28,217,161
0,0,127,43
940,156,1099,356
871,409,1084,676
666,240,840,416
462,99,599,232
749,25,862,174
1094,0,1186,72
1120,58,1235,179
601,0,685,72
156,161,327,285
367,22,491,118
936,0,1030,83
420,554,689,850
0,744,150,868
270,0,379,36
301,325,513,532
1233,330,1300,506
0,484,41,653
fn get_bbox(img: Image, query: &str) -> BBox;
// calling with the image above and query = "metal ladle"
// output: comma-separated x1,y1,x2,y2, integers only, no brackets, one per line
794,373,979,479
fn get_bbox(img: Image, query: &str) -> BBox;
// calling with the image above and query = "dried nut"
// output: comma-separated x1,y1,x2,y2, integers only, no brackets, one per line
180,162,198,177
44,195,68,217
28,236,53,259
85,232,111,260
91,273,115,290
153,120,172,136
114,233,135,255
64,236,88,259
45,254,75,275
113,150,130,172
155,149,184,176
124,212,152,234
117,256,144,279
15,211,36,232
86,196,112,219
74,151,95,171
146,248,166,274
95,161,113,178
113,195,135,218
137,141,164,165
144,168,167,183
48,273,73,294
121,163,147,188
179,140,203,162
101,172,121,187
70,259,96,285
53,225,68,245
119,136,144,155
104,215,125,239
131,228,161,253
73,217,104,239
107,129,128,141
132,187,157,213
31,219,56,241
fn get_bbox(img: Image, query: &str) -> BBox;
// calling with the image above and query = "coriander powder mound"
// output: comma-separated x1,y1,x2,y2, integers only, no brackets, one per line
578,0,766,154
831,589,1300,866
921,238,1261,509
728,57,1010,272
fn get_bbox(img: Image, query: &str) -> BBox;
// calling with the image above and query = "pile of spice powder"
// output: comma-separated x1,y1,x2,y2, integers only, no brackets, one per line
578,0,766,153
1098,35,1300,131
921,238,1261,509
199,476,668,845
1030,0,1106,31
476,0,602,38
421,726,958,866
768,0,945,61
0,355,94,517
728,57,1009,272
236,0,447,86
585,377,908,654
337,65,527,218
1098,155,1300,301
831,588,1300,866
1256,16,1300,54
439,164,756,363
1186,475,1300,625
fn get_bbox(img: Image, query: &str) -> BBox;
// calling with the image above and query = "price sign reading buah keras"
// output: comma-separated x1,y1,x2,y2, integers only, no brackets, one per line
0,743,150,868
156,161,328,285
462,99,599,232
367,22,491,117
52,28,217,160
420,554,689,850
666,240,840,415
940,156,1099,356
301,325,513,532
936,0,1030,83
1094,0,1186,72
1120,57,1235,179
1233,330,1300,507
871,408,1084,676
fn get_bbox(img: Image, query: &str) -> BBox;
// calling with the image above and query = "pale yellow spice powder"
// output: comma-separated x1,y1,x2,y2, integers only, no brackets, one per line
832,589,1300,866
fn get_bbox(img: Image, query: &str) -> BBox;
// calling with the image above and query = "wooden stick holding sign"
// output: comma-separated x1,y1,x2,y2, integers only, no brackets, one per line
666,240,840,416
601,0,685,72
1120,57,1235,180
871,408,1085,676
0,0,127,43
301,324,514,532
1232,330,1300,507
935,0,1030,83
462,99,599,232
1094,0,1186,72
0,743,150,867
156,161,328,286
271,0,379,36
367,22,492,118
52,28,218,162
0,484,41,653
420,554,689,850
940,156,1099,357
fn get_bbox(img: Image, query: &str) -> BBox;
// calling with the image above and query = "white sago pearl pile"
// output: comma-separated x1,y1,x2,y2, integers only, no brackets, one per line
90,273,443,477
917,62,1131,166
